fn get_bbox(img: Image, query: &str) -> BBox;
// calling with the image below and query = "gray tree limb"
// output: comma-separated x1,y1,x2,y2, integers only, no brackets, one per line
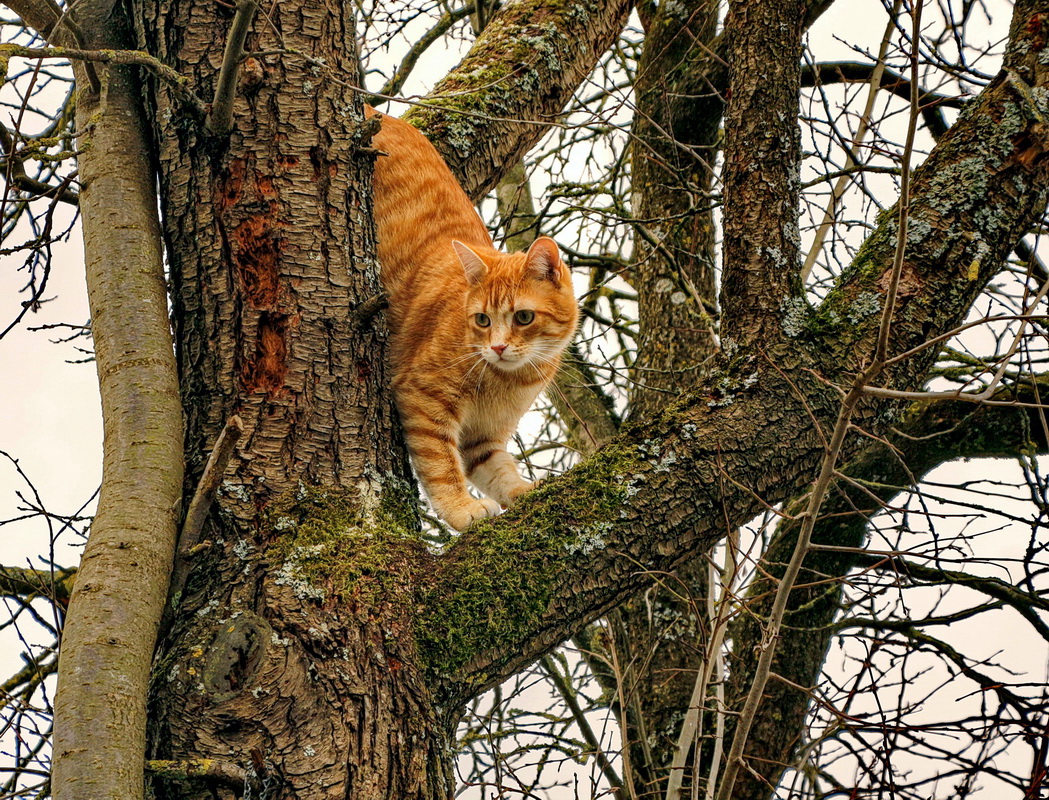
50,3,184,800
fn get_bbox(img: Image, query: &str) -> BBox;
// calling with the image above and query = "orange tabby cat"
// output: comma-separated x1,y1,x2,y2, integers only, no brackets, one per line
368,108,579,531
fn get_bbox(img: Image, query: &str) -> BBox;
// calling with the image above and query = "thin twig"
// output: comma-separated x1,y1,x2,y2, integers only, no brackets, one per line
664,539,738,800
167,415,243,607
539,654,625,795
368,4,475,103
801,1,900,281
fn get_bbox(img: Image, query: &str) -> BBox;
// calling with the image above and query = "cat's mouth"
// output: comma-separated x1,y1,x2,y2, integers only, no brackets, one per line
485,351,526,371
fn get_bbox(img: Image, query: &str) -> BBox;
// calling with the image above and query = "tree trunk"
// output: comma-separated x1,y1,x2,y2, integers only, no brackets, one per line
149,492,454,798
132,0,452,795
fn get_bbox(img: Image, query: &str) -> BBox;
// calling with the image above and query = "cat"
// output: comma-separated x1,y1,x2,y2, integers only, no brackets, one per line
367,107,579,531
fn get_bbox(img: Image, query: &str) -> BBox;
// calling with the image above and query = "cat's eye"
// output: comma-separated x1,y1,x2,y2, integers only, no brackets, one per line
514,310,535,326
475,313,491,328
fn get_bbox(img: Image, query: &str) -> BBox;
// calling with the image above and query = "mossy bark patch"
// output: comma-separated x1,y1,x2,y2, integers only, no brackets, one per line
266,486,431,607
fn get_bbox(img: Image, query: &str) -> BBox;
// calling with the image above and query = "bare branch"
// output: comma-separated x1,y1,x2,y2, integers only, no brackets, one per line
0,124,78,204
0,43,206,118
539,655,625,795
168,415,244,608
51,2,185,799
205,0,259,135
369,3,475,103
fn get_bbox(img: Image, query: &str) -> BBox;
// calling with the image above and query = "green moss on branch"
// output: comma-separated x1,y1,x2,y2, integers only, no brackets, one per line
416,436,646,684
266,484,429,607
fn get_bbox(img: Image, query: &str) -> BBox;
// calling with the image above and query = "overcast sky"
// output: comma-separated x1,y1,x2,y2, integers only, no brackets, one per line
0,1,1044,796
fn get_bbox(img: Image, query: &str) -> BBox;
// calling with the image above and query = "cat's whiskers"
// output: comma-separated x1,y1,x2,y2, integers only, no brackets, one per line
524,343,560,371
445,345,486,367
471,353,490,395
457,352,488,398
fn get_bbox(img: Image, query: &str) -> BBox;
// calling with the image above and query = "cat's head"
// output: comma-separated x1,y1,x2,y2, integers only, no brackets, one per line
453,237,579,375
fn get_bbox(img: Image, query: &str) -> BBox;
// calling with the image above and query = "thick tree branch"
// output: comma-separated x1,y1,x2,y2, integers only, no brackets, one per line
623,0,839,403
418,0,1049,705
627,0,721,420
719,0,807,348
405,0,633,201
51,3,185,800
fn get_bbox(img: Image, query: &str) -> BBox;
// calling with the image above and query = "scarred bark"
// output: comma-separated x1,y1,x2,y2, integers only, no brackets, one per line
137,3,399,505
134,0,435,794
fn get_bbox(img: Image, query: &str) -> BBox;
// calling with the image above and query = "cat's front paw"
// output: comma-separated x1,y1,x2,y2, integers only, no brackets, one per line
503,479,539,505
442,497,501,531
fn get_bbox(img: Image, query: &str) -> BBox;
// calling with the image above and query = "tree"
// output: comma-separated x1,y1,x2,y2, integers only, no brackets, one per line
1,0,1048,798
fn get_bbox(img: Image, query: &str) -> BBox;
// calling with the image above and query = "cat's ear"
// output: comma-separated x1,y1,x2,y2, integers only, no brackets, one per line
452,240,487,285
525,237,566,286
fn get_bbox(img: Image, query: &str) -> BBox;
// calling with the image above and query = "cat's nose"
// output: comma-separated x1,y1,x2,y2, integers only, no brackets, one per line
491,344,507,356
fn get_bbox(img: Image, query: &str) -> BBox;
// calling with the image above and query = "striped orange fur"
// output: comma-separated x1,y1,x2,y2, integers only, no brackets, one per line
369,108,579,530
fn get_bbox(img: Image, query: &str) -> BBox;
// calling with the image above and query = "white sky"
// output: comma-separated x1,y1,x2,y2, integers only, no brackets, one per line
1,1,1046,798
